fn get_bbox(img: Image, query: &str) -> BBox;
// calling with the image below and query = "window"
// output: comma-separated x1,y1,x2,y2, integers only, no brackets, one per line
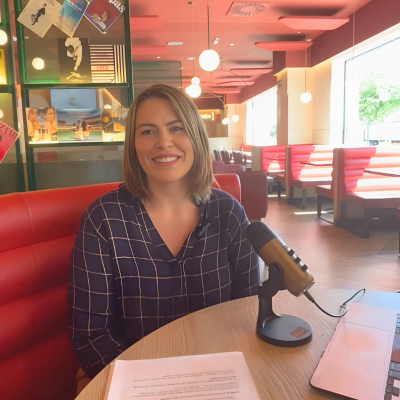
342,32,400,146
246,86,277,145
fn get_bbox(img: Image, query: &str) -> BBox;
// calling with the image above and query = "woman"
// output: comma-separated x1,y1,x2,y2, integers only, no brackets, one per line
43,108,57,141
67,84,259,379
27,108,40,142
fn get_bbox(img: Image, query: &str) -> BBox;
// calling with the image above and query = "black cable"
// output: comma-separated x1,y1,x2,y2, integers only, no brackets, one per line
304,288,366,318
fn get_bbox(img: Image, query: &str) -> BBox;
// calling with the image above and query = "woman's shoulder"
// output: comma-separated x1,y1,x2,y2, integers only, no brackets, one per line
84,185,137,224
209,187,244,215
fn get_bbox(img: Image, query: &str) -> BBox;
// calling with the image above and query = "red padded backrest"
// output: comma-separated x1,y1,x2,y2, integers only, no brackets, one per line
260,145,286,173
213,163,245,174
0,178,241,400
0,183,119,400
337,147,400,200
288,145,333,184
213,173,241,203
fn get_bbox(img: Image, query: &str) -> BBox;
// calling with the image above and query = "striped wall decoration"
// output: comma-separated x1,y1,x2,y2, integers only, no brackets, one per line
90,45,126,83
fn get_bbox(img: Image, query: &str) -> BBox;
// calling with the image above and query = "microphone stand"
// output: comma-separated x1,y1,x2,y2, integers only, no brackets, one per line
257,264,312,347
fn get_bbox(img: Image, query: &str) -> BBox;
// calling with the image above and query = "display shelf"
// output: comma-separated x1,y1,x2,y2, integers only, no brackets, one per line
14,0,133,190
0,0,24,193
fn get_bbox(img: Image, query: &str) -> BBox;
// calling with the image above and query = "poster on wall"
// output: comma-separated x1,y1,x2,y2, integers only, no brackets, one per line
56,108,102,142
26,107,58,143
0,122,20,163
84,0,125,34
102,108,127,142
53,0,88,37
0,50,6,85
90,44,126,83
17,0,61,38
58,38,91,83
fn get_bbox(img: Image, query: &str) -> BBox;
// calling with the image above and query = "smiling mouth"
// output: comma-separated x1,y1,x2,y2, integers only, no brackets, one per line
153,156,180,163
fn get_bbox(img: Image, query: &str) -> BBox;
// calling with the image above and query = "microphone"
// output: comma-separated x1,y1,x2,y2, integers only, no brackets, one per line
246,222,314,297
198,216,215,238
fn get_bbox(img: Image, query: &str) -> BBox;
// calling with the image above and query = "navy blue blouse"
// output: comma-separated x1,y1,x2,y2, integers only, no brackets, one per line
67,185,259,378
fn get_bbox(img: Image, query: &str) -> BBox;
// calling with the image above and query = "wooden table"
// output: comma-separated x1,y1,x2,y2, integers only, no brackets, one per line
364,168,400,177
76,284,400,400
300,161,333,167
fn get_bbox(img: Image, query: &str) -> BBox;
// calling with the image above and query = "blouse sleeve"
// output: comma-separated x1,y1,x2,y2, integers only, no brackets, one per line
67,207,129,378
227,201,260,299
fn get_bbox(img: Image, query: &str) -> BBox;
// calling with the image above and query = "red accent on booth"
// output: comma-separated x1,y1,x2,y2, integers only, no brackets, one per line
278,16,350,31
260,145,286,177
255,41,313,51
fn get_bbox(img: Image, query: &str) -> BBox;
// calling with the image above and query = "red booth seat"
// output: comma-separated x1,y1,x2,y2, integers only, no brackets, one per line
0,175,246,400
288,145,333,188
337,147,400,237
240,144,252,153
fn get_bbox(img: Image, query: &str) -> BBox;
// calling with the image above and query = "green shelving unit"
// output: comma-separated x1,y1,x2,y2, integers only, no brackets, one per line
0,0,24,194
14,0,133,190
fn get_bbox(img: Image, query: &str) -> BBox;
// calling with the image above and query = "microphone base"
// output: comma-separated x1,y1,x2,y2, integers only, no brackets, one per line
257,314,312,347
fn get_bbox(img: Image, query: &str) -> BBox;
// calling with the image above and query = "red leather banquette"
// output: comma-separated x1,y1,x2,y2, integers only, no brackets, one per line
0,174,242,400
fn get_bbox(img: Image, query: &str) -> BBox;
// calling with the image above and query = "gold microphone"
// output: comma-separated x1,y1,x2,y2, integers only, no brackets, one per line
246,222,314,297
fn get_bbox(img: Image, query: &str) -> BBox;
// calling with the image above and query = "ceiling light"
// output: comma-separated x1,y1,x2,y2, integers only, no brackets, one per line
230,43,234,46
157,56,161,58
222,117,230,125
232,115,239,122
199,49,220,71
167,42,183,45
178,67,183,69
32,58,44,70
191,77,200,85
212,38,219,45
307,38,312,41
300,92,312,103
103,104,112,109
185,84,201,98
0,31,7,45
0,109,3,118
188,57,195,60
199,1,220,72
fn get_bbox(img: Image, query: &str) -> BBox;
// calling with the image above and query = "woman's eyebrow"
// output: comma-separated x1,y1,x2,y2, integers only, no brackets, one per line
136,120,181,130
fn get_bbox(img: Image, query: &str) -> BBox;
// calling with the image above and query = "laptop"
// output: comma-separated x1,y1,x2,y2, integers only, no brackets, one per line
311,303,400,400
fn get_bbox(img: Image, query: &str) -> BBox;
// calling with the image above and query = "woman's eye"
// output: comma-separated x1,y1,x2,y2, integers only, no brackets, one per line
141,130,153,135
170,126,183,132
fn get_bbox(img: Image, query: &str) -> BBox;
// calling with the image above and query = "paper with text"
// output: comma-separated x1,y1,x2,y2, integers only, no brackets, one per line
106,352,260,400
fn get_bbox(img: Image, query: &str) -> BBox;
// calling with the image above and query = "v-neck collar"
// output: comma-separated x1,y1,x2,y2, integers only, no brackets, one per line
134,197,208,263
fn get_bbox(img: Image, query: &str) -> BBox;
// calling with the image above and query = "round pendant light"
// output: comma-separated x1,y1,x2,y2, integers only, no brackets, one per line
0,30,7,45
185,84,201,98
191,76,200,85
232,115,239,122
32,58,45,70
222,117,230,125
300,92,312,103
199,49,220,72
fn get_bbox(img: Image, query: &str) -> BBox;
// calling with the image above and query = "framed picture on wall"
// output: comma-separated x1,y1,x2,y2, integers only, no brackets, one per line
58,38,91,84
84,0,125,34
26,107,58,143
0,122,20,163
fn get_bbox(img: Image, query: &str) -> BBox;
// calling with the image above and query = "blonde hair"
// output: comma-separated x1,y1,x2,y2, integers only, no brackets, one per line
123,84,213,203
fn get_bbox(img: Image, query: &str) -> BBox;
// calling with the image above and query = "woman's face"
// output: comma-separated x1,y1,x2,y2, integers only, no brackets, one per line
28,109,37,121
45,108,55,122
134,98,194,188
100,11,108,21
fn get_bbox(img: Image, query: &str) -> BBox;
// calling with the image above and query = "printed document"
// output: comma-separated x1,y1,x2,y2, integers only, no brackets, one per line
105,352,260,400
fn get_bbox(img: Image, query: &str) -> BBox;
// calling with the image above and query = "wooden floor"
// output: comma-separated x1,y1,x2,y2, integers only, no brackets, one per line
261,195,400,293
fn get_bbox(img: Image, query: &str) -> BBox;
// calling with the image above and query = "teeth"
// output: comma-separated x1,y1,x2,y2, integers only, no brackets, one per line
154,157,178,163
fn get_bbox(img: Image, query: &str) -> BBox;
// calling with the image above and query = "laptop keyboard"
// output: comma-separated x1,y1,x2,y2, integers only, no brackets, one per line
385,316,400,399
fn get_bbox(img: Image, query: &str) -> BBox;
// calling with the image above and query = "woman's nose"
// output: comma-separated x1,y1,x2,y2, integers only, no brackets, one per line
156,128,173,149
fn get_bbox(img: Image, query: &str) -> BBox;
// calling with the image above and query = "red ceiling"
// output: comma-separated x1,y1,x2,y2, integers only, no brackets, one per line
255,41,313,51
278,16,350,30
129,0,373,94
